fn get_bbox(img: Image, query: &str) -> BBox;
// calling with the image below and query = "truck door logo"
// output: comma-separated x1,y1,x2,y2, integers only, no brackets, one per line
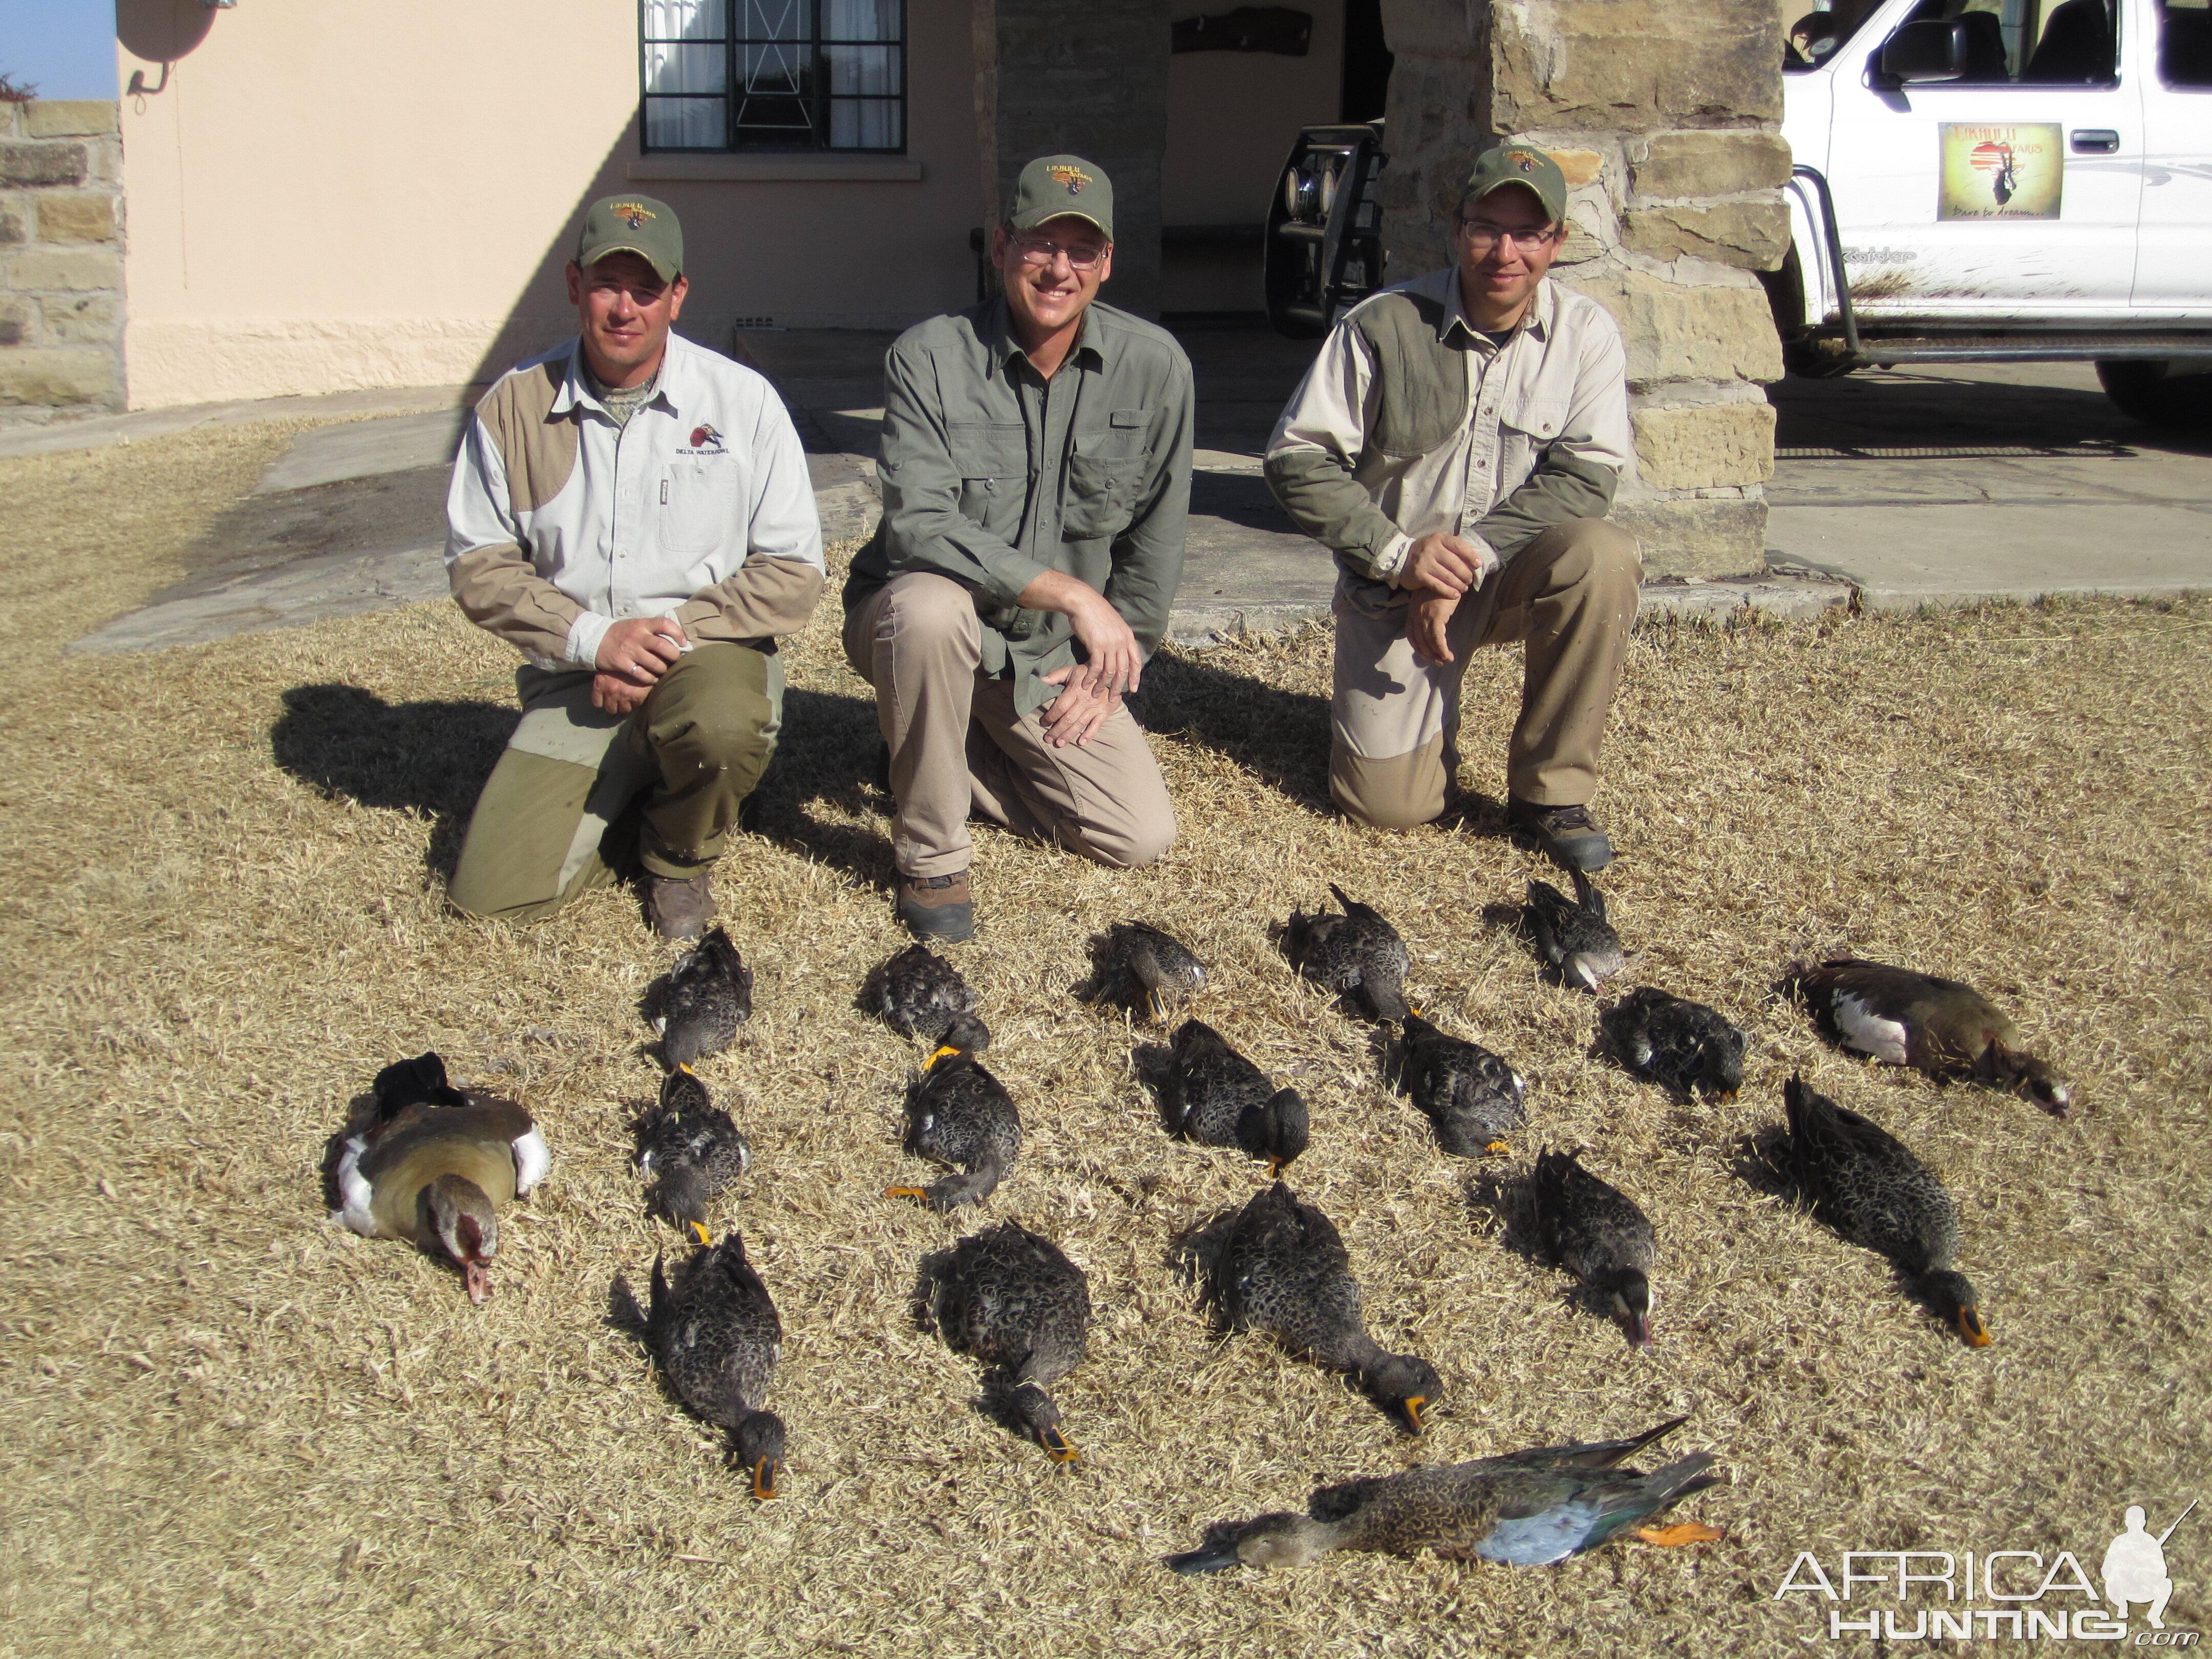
1940,123,2063,220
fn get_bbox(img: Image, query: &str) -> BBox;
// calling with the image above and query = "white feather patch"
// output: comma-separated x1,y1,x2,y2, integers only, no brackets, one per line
335,1135,378,1236
511,1126,552,1195
1835,994,1911,1065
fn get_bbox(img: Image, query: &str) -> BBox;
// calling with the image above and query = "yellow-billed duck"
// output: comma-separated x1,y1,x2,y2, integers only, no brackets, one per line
1605,986,1746,1099
1775,1074,1992,1347
656,925,753,1069
1530,1148,1658,1348
647,1231,786,1498
929,1219,1092,1461
1284,886,1411,1023
634,1064,752,1244
1166,1415,1720,1573
864,942,991,1053
1081,921,1208,1023
334,1051,550,1305
1159,1018,1309,1175
1786,956,2069,1115
885,1048,1020,1210
1524,873,1627,992
1395,1014,1526,1156
1213,1181,1440,1433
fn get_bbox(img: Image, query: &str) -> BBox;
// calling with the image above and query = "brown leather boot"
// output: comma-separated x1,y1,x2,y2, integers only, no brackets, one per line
647,869,718,941
897,869,974,943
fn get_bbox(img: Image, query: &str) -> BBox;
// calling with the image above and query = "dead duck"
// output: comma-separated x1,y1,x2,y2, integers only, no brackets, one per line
928,1219,1092,1461
1524,874,1626,992
1166,1415,1720,1573
634,1064,752,1244
1530,1148,1658,1348
1773,1074,1992,1347
1212,1181,1440,1433
647,1231,786,1499
1394,1014,1526,1157
656,925,754,1069
1081,921,1208,1023
334,1051,550,1304
1158,1019,1310,1176
1605,987,1746,1100
864,942,990,1053
1785,957,2070,1115
1283,886,1411,1022
885,1048,1020,1210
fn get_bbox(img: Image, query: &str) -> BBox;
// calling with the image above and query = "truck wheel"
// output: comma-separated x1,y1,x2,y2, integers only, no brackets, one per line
2096,360,2212,429
1762,249,1856,378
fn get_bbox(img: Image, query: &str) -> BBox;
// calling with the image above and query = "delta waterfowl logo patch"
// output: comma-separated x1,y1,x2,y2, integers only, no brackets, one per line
610,200,657,229
688,423,724,451
1046,164,1092,196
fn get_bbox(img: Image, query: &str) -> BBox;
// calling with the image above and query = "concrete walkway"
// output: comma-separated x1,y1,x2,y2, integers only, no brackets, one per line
28,336,2211,657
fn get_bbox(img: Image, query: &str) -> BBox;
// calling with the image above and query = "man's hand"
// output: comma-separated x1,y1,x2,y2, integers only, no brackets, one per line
1406,589,1461,666
1016,569,1143,696
591,616,687,714
1036,668,1122,748
1400,532,1499,600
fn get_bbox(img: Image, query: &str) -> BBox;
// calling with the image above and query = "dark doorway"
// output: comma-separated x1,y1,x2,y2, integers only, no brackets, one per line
1342,0,1394,120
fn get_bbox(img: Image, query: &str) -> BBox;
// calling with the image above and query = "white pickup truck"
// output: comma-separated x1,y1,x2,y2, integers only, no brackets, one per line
1771,0,2212,422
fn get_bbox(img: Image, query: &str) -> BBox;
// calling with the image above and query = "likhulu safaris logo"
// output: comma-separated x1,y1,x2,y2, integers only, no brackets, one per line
1940,122,2064,220
1774,1500,2199,1643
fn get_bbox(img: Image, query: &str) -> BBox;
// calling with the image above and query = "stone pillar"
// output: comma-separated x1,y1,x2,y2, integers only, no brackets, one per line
1376,0,1788,576
0,98,125,424
973,0,1172,318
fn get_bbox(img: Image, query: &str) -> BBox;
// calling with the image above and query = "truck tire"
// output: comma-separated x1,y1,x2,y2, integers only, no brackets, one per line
2096,360,2212,429
1762,247,1857,378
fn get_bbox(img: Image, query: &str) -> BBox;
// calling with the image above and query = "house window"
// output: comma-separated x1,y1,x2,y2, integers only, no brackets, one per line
641,1,906,152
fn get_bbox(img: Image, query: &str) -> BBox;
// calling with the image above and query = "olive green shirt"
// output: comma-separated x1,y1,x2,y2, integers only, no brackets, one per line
844,297,1196,717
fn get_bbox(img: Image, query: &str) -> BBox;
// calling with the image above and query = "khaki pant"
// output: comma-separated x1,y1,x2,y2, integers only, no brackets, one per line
1332,517,1640,831
448,641,780,922
844,572,1176,878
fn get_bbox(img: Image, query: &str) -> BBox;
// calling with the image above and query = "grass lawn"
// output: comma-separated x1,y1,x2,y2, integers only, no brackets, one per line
1,417,2206,1656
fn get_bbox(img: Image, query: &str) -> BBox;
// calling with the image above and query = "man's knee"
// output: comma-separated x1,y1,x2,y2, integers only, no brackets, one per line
1088,807,1177,870
1527,517,1642,594
1331,738,1449,832
876,572,982,649
648,647,775,773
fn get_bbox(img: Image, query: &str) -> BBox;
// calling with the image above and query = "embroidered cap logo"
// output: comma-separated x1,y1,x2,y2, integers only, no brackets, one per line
1046,164,1092,196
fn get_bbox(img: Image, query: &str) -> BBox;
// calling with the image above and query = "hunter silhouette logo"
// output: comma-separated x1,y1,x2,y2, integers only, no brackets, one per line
610,201,657,229
2104,1500,2194,1631
1046,164,1091,195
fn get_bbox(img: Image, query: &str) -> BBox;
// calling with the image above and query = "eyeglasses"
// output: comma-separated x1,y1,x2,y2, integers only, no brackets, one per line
1456,219,1559,253
1010,235,1108,272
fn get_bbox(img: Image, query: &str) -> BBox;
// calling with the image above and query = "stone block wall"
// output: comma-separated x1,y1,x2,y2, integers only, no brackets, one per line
0,99,125,424
972,0,1172,318
1376,0,1786,577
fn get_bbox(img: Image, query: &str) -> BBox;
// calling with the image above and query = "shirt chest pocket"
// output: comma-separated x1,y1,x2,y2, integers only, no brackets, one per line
1495,396,1567,494
1062,411,1147,541
660,458,742,556
948,421,1026,538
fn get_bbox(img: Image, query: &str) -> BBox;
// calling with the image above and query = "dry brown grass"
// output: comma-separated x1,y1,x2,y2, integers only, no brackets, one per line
1,418,2207,1657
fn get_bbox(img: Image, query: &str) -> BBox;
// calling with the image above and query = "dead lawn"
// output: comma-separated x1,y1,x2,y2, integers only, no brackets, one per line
0,418,2206,1657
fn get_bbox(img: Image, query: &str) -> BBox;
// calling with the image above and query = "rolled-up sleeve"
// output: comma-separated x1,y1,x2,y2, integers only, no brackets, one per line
875,342,1048,608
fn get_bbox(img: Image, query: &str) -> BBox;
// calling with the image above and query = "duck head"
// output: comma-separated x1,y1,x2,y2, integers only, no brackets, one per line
1260,1088,1309,1177
1921,1268,1993,1347
942,1010,992,1054
1700,1034,1747,1101
732,1410,786,1500
1006,1380,1080,1463
1365,1353,1442,1434
1166,1512,1337,1574
425,1173,499,1304
654,1165,714,1247
1981,1043,2070,1117
1610,1268,1656,1348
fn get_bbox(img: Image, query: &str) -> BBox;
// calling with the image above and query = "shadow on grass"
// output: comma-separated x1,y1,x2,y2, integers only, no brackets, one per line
1137,649,1332,812
747,685,896,889
269,683,517,882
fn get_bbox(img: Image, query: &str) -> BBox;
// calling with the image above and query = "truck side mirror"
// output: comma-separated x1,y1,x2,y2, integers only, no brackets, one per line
1878,18,1968,82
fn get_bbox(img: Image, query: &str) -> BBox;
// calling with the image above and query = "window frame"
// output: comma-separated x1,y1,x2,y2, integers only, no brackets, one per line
639,0,909,156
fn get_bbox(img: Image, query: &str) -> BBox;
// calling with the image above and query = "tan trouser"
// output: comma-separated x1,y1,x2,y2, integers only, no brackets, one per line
1332,517,1641,831
844,572,1177,878
448,641,780,922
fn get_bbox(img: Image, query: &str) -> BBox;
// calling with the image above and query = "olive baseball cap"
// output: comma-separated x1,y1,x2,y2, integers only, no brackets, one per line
1007,154,1113,241
576,195,684,281
1461,143,1568,224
